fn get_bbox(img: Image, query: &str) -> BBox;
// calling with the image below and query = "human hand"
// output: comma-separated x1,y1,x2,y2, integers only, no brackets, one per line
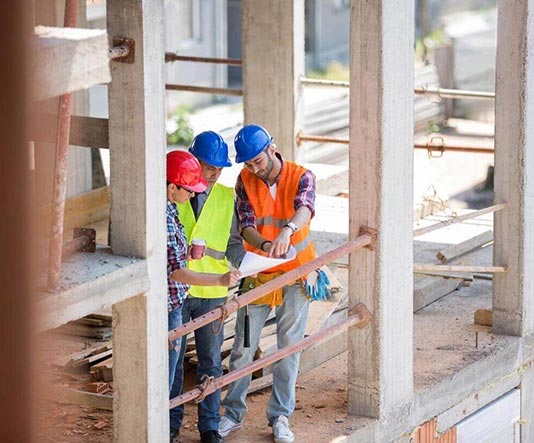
220,269,242,287
268,229,291,258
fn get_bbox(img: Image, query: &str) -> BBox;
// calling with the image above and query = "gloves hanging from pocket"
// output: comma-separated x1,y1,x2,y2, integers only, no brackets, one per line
304,269,332,301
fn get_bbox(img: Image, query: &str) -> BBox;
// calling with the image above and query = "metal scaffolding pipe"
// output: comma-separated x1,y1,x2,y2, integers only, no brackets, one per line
169,303,372,408
46,0,78,290
297,133,494,154
62,234,92,257
168,230,376,343
165,84,243,96
300,77,495,100
413,204,507,237
165,53,242,66
414,86,495,100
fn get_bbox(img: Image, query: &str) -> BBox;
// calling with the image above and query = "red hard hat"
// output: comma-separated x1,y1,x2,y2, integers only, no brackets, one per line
166,150,207,192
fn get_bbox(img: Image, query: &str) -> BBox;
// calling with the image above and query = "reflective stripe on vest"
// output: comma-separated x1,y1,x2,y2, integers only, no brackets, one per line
240,161,316,273
177,183,234,298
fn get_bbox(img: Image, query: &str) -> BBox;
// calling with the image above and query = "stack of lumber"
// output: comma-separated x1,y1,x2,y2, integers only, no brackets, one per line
57,314,112,340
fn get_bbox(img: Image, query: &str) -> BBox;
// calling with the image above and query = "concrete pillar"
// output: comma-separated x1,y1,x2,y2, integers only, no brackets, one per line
493,0,534,337
347,0,414,417
107,1,168,441
242,0,304,161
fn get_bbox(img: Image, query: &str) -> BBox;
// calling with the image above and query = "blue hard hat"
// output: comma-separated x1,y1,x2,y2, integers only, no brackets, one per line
189,131,232,167
234,124,273,163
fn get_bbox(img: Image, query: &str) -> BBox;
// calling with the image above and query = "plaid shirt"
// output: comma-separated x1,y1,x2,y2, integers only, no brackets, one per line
235,153,316,231
167,200,189,311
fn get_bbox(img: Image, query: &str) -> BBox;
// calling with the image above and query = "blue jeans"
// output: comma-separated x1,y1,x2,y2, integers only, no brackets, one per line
168,306,183,392
222,283,310,424
170,296,226,434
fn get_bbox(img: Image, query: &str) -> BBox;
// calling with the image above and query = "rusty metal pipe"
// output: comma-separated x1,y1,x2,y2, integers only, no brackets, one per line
297,133,494,154
168,232,375,343
165,84,243,96
46,0,78,290
169,303,371,409
165,53,242,66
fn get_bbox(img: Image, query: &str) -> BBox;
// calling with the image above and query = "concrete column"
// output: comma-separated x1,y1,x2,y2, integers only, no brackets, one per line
242,0,304,161
347,0,414,417
493,0,534,337
107,1,168,442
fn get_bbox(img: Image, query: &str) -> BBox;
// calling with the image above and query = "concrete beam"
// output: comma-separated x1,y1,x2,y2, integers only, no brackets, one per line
36,250,148,332
107,0,168,441
241,0,304,161
347,0,414,417
31,26,110,101
493,0,534,336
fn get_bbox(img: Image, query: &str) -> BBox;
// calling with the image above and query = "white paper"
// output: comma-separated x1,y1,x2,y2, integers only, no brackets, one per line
238,246,297,278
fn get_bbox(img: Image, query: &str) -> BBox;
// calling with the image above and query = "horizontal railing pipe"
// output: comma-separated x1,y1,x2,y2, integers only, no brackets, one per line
168,230,376,343
165,84,243,96
165,53,242,65
169,303,371,408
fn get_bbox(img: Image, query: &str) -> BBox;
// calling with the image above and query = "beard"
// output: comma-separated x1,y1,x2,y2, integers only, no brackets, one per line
256,153,275,181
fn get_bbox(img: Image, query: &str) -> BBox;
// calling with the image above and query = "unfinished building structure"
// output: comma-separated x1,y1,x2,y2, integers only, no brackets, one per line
3,0,533,442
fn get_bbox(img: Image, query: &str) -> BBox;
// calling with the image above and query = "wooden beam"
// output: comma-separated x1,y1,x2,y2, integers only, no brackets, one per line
31,26,110,100
414,264,507,273
48,386,112,410
436,230,493,264
414,277,463,311
474,309,492,326
31,113,109,149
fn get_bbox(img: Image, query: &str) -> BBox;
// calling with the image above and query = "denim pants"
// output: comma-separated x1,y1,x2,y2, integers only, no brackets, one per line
222,283,310,424
170,296,226,434
168,306,183,393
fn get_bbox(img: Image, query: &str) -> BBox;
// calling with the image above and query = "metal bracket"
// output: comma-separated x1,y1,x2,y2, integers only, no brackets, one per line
348,303,372,329
359,226,378,250
111,37,135,64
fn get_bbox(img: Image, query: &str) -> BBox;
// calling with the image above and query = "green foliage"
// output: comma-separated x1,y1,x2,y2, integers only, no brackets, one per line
308,61,349,81
166,106,194,147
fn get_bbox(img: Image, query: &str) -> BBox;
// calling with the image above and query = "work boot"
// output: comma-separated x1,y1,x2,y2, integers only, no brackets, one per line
271,416,294,443
200,430,224,443
218,415,242,437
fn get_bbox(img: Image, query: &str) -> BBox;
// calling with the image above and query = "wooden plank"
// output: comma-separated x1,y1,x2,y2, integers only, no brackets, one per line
51,340,112,368
436,230,493,264
48,386,112,410
414,277,463,312
32,26,110,101
31,113,109,149
474,309,493,326
414,264,507,273
71,348,113,368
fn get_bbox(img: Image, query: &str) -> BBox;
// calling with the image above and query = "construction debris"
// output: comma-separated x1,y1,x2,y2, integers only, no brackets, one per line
436,230,493,264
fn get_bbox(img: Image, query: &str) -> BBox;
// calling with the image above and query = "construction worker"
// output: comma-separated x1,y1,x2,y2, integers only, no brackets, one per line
166,149,241,443
170,132,245,443
219,124,317,443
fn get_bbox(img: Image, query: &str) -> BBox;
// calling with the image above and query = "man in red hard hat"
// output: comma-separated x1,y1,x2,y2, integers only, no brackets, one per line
170,133,245,443
219,125,317,443
166,150,241,443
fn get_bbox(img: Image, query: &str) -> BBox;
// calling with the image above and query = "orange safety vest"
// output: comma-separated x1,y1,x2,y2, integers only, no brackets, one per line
240,160,316,306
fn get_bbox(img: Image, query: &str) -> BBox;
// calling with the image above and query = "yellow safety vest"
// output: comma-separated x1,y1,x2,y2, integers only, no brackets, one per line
177,183,234,298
